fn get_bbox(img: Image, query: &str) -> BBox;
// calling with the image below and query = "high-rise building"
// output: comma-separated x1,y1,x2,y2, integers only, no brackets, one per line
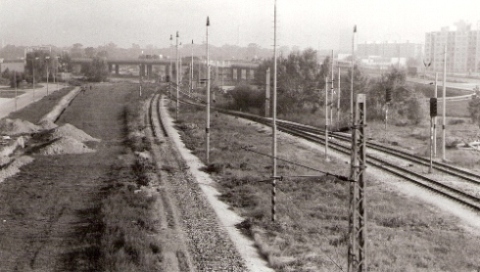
424,21,480,74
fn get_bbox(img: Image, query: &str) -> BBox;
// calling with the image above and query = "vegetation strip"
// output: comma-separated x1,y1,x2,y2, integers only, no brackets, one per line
171,99,480,272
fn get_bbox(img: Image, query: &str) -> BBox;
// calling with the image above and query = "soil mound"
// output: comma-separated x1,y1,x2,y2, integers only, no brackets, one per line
38,119,58,130
51,124,100,142
37,137,96,155
0,118,41,135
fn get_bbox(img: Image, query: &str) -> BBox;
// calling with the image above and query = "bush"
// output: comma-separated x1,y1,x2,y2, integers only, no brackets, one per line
230,84,264,111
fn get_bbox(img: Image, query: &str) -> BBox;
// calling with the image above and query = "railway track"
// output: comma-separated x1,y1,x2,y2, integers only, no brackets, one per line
146,94,250,272
175,97,480,212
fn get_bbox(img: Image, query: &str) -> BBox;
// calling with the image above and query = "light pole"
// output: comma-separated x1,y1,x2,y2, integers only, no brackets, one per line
191,39,194,96
32,56,39,101
54,56,59,91
175,31,179,120
45,56,50,95
206,16,211,164
14,71,17,111
442,45,447,161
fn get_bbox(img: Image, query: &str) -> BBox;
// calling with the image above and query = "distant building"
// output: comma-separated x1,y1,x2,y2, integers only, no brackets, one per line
425,21,480,74
0,60,24,73
358,41,423,60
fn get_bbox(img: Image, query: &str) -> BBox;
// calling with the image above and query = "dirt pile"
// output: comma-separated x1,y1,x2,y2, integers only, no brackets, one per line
51,124,100,142
0,118,40,135
37,137,96,155
33,124,100,155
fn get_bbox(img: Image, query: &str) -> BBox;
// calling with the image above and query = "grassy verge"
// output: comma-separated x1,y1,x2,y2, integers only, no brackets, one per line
98,86,165,271
7,86,74,123
172,101,480,272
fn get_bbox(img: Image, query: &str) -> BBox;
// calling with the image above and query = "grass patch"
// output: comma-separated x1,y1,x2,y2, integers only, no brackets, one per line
172,100,480,272
7,86,74,123
0,90,26,98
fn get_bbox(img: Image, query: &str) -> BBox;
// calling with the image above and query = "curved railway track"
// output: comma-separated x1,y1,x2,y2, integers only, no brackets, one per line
175,97,480,212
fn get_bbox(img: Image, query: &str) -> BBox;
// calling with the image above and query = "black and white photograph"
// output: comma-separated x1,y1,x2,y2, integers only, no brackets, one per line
0,0,480,271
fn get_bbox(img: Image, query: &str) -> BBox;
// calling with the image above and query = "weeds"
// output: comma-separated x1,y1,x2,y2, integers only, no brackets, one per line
174,102,480,272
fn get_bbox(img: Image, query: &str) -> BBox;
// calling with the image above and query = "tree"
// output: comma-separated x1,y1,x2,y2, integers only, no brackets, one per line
85,47,96,58
71,43,84,58
85,57,109,82
469,88,480,127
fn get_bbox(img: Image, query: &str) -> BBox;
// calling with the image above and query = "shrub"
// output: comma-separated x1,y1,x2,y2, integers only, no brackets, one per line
230,84,264,111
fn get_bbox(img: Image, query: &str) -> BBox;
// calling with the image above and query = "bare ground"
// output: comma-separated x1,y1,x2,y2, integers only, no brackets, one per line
0,83,149,271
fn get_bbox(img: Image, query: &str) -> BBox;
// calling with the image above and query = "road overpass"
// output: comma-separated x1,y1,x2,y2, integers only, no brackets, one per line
71,58,260,85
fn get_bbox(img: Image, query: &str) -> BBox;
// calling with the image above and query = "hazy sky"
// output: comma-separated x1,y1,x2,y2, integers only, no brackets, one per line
0,0,479,51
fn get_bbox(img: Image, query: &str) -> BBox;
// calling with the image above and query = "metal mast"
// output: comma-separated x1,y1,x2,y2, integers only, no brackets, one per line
271,0,278,222
206,17,211,164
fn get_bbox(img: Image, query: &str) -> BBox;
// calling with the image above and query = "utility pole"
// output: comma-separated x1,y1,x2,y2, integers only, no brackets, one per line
433,72,438,157
429,97,437,173
265,67,271,117
271,0,278,222
206,17,211,164
325,77,329,162
442,44,446,161
14,71,17,111
330,50,334,126
45,56,50,95
337,66,341,128
348,94,367,272
175,31,179,120
191,40,194,96
351,25,357,124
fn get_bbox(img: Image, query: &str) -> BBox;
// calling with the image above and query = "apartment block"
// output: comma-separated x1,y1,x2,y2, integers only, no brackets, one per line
425,21,480,73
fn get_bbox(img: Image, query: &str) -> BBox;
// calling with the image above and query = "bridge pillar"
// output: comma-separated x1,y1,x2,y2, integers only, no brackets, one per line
147,64,152,78
140,64,145,77
108,64,113,73
115,64,119,75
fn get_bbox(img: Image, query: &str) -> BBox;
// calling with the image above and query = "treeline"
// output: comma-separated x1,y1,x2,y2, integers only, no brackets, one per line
229,48,428,125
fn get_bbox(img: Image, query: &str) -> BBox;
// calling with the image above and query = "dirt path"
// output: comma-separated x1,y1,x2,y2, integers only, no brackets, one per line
0,83,137,271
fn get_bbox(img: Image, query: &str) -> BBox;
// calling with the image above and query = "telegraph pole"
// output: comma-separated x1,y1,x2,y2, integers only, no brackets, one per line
191,40,194,95
14,72,17,111
271,0,278,222
330,50,334,126
337,66,341,128
351,25,357,124
265,67,271,117
175,31,179,120
442,45,446,161
325,77,329,162
206,17,211,164
45,56,50,95
433,72,438,157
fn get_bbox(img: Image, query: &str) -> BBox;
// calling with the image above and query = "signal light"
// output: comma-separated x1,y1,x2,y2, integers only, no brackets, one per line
430,98,437,117
385,88,392,103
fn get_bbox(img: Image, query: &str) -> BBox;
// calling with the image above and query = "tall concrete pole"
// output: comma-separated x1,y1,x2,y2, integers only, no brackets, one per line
325,77,329,162
330,50,334,126
337,66,341,128
176,31,179,120
265,67,271,117
442,45,447,161
191,40,194,95
206,17,211,164
271,0,278,222
433,72,438,157
351,25,357,124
